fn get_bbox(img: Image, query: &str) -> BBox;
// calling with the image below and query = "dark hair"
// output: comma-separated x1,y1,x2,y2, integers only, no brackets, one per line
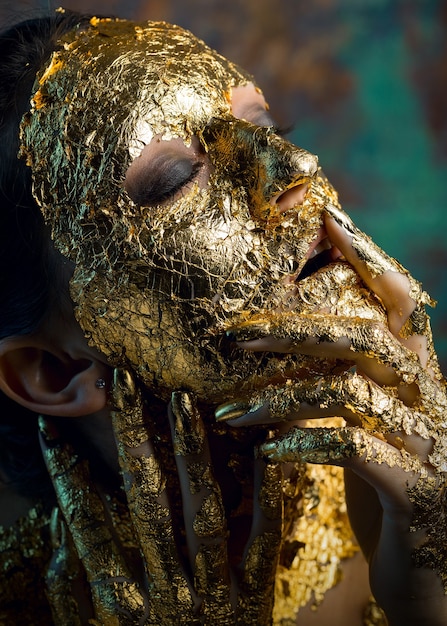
0,11,94,499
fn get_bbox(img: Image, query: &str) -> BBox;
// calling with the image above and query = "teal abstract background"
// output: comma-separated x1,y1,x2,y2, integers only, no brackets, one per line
2,0,446,371
288,0,447,372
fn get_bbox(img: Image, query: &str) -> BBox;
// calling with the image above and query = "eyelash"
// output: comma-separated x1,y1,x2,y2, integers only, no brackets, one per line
135,160,203,207
270,124,295,137
155,161,203,204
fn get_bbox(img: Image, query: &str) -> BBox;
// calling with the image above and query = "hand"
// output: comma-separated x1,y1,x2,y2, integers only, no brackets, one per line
39,370,283,625
215,205,447,625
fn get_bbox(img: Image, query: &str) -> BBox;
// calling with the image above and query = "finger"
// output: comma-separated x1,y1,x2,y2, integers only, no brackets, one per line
230,311,447,422
111,369,195,621
236,458,283,625
323,204,434,336
226,312,437,396
224,314,446,468
258,423,442,532
323,206,446,386
259,425,447,586
168,391,233,622
215,371,434,440
45,506,91,625
324,208,444,380
258,425,429,502
39,415,147,625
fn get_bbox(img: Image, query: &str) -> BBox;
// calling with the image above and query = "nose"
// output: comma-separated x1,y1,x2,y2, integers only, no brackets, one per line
258,130,318,215
271,182,309,213
270,150,318,213
201,118,319,220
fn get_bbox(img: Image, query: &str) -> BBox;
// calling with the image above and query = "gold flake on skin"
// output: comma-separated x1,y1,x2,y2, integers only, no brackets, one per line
16,15,447,624
19,17,329,403
20,17,394,409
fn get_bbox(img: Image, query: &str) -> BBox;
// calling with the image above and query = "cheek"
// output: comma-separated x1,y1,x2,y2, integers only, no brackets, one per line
72,276,255,403
73,275,212,400
69,244,313,405
143,189,259,298
74,279,312,406
70,183,326,402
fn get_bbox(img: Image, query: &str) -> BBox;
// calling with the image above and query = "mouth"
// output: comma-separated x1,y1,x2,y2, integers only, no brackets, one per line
295,237,341,282
296,231,341,282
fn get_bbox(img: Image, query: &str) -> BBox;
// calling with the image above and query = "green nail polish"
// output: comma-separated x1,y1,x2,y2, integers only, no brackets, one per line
260,441,276,453
38,415,59,443
214,399,250,422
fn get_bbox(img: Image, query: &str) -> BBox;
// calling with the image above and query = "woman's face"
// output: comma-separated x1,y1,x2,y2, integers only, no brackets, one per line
21,19,385,404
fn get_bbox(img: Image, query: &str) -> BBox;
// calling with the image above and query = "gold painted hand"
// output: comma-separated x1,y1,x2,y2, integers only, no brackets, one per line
40,370,283,625
216,207,447,625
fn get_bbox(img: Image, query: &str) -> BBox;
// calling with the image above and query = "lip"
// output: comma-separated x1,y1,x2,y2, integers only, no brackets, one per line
305,227,329,260
293,227,343,283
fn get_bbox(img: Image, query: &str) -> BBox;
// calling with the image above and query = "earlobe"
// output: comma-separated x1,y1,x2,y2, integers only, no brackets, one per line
0,337,110,417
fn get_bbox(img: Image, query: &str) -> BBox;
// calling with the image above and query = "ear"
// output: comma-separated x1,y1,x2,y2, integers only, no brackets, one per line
0,336,110,417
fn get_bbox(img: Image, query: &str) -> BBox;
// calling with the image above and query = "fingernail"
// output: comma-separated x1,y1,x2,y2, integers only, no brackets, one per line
112,368,136,410
215,399,250,422
260,441,276,453
171,391,205,456
49,506,65,550
38,415,59,443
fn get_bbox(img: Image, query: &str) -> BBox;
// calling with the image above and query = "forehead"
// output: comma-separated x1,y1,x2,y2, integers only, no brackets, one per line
35,18,252,142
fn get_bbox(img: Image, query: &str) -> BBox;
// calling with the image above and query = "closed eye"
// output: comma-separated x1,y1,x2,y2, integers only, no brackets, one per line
126,155,203,206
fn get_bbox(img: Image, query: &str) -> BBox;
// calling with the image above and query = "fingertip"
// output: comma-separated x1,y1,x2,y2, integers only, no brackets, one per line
170,389,205,457
324,213,359,267
38,415,60,444
214,399,250,423
215,401,271,427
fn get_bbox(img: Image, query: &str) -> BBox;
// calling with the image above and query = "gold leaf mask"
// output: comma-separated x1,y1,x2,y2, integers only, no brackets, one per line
20,17,384,403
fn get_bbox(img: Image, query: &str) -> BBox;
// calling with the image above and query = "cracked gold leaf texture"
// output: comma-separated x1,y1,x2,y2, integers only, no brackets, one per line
16,16,447,620
19,17,385,404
